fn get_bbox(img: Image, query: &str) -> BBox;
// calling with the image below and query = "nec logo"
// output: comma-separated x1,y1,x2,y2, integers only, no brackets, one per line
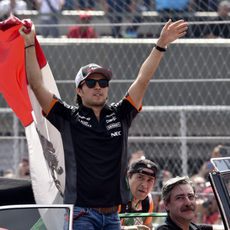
111,131,121,137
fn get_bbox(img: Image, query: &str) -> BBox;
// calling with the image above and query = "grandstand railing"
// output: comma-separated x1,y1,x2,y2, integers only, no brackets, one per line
15,10,220,18
13,10,230,38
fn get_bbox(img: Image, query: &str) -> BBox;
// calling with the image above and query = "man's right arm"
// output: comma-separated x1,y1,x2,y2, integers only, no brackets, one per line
19,23,53,115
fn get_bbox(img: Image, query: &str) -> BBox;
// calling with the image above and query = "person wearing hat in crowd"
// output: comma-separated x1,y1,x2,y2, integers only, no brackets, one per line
34,0,65,38
156,176,213,230
67,13,97,38
119,159,158,230
19,19,187,229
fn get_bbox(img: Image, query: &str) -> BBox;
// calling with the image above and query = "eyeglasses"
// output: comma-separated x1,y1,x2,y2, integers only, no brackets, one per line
83,79,109,88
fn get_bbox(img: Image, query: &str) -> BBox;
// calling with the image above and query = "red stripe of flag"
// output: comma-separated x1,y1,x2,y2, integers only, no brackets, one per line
0,16,47,126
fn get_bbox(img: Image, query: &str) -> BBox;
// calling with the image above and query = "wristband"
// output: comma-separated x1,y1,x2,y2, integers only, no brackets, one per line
155,45,166,52
25,44,35,49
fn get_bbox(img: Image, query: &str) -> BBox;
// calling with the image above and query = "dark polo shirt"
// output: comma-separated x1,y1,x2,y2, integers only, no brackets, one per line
46,95,139,207
156,216,213,230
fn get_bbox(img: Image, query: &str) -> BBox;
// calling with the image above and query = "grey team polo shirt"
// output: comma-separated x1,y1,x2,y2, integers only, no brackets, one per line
46,94,140,207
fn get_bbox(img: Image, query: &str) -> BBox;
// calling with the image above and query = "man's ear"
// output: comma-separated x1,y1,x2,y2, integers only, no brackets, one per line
76,87,82,96
164,202,169,212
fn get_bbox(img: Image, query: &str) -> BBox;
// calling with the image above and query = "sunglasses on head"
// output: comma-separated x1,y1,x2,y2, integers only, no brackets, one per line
84,79,109,88
137,169,155,178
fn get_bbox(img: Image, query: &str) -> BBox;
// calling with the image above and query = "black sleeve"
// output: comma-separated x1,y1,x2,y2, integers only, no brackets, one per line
46,97,76,131
198,224,213,230
113,96,139,128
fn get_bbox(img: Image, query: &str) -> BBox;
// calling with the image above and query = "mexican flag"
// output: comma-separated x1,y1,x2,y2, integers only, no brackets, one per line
0,16,65,206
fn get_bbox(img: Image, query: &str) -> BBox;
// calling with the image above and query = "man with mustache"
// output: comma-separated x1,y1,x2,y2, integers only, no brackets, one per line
156,176,213,230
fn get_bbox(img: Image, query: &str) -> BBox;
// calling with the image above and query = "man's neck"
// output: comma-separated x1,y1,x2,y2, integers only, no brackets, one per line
82,103,106,121
92,107,102,121
132,197,141,210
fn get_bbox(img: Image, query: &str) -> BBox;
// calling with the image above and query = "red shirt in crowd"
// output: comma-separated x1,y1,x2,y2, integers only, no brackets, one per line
67,26,97,38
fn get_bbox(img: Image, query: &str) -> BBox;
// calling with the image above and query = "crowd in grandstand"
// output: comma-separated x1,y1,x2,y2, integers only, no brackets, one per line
0,0,230,38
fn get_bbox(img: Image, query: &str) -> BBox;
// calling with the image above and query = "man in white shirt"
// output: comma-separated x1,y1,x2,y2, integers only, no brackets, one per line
35,0,65,37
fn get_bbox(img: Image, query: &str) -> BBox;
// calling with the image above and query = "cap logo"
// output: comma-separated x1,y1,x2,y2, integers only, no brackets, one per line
147,163,151,168
89,64,99,69
82,64,100,77
138,169,155,177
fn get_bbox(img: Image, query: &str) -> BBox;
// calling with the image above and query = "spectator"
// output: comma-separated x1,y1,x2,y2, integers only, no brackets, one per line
125,1,148,38
190,174,206,194
102,0,133,37
158,169,173,189
0,0,27,20
202,186,222,225
155,0,190,22
142,0,151,11
204,1,230,38
35,0,65,38
67,13,97,38
119,159,158,229
155,169,173,212
156,176,213,230
211,144,223,158
17,157,30,178
24,0,37,10
197,145,224,181
191,0,219,12
196,162,212,182
128,150,145,166
62,0,74,10
78,0,95,10
190,174,208,223
19,19,187,229
3,169,15,178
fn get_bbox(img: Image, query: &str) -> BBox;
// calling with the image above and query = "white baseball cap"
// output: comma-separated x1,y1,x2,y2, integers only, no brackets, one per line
75,63,112,88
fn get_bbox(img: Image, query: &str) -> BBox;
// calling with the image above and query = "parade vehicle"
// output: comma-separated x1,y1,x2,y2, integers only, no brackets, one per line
0,178,73,229
209,157,230,230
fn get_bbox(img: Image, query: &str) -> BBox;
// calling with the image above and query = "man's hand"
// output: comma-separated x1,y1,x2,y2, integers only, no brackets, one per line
157,19,188,48
19,19,36,47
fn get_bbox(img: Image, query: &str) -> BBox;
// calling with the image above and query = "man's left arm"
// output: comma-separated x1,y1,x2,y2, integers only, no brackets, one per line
128,20,188,109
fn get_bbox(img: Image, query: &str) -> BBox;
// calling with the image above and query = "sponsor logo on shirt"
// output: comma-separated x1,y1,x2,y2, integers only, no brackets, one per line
106,113,115,118
78,114,91,121
78,114,92,127
106,116,117,123
79,120,92,128
106,122,121,130
111,131,121,137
